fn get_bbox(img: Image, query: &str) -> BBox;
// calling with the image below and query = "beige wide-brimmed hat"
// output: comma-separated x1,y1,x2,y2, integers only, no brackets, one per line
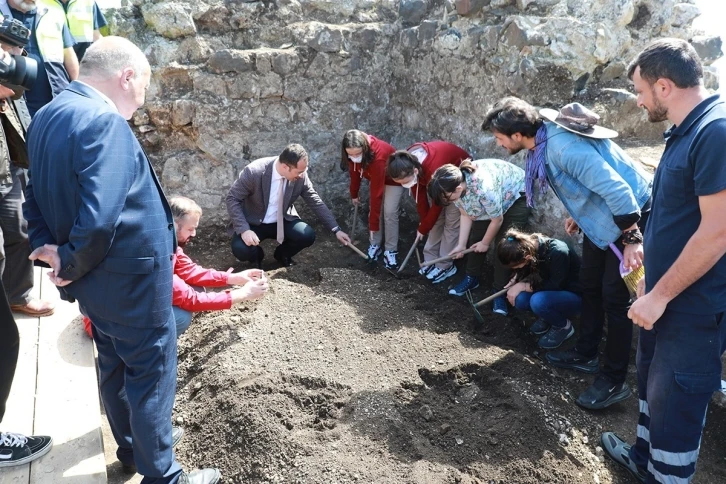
540,103,618,139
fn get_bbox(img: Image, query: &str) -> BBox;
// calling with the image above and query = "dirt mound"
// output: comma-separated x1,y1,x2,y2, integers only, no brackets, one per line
172,234,726,483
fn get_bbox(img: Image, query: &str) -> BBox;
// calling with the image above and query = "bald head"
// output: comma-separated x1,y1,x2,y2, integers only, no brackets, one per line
79,37,151,120
80,36,149,81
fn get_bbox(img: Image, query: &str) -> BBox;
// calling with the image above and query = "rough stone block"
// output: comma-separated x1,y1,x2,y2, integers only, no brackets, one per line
228,74,260,99
455,0,489,16
502,17,548,50
691,35,723,66
172,100,196,126
142,2,196,39
670,3,700,28
418,20,438,43
309,27,344,52
272,51,301,75
400,0,427,27
259,72,284,98
601,61,626,82
207,49,255,74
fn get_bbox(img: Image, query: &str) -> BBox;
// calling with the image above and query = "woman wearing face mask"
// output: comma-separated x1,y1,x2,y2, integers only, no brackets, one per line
340,130,401,268
386,141,470,284
427,159,530,316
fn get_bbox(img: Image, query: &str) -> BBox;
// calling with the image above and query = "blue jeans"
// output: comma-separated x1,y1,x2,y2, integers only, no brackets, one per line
173,306,193,336
514,290,582,328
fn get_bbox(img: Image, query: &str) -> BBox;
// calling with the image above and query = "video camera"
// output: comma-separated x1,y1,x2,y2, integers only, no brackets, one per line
0,17,37,92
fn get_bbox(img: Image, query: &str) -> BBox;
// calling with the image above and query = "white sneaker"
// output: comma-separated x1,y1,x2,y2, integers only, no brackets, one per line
367,244,382,260
432,265,457,284
383,250,398,269
425,267,442,280
419,265,434,277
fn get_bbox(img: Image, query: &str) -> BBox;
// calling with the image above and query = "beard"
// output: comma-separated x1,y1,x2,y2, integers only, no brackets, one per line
177,237,189,249
646,88,669,123
14,0,36,11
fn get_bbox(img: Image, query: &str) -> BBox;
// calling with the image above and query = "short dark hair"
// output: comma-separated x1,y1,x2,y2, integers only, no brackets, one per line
340,130,374,171
279,144,308,168
627,38,703,88
386,150,421,180
481,97,543,138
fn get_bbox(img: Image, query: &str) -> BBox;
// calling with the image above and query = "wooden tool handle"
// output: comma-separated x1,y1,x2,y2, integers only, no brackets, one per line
420,247,476,267
347,242,369,260
397,239,420,273
473,286,510,308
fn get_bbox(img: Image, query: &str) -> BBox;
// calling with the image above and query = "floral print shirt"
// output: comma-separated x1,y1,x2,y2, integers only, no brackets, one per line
454,159,525,220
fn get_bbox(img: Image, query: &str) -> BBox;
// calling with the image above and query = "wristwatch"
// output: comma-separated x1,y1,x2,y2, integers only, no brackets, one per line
332,226,341,234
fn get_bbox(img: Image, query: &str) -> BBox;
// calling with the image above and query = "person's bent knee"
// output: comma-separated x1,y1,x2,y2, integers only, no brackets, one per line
288,222,316,248
231,234,259,262
514,292,532,311
528,292,550,314
173,306,193,336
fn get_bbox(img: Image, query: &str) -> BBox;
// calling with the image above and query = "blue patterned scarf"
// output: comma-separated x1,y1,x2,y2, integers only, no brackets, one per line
524,125,549,208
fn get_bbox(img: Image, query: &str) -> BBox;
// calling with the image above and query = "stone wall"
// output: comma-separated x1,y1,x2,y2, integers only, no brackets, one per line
107,0,720,235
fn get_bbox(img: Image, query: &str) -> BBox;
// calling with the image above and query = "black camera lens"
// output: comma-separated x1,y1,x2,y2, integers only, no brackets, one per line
0,55,37,91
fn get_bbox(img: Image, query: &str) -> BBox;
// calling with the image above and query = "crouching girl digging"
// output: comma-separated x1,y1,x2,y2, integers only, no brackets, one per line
498,229,582,349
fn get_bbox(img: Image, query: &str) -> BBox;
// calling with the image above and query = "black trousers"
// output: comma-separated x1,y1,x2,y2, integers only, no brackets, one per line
231,218,316,262
576,211,649,384
0,276,19,424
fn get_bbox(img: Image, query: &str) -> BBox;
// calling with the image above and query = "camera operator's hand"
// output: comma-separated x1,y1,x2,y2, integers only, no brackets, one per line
0,50,14,98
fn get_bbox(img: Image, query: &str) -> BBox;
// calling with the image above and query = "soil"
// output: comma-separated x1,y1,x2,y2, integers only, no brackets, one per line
105,140,726,484
172,227,726,483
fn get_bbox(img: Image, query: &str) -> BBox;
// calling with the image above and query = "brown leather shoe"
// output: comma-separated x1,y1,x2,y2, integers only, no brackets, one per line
10,299,55,317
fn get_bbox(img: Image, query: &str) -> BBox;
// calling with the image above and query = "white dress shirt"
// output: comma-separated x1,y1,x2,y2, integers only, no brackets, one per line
263,162,286,224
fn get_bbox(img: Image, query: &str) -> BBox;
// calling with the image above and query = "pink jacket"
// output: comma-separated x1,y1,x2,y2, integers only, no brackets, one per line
173,247,232,311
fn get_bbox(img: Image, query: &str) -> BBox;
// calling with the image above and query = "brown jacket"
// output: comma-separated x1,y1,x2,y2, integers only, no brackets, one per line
0,97,30,184
226,156,339,235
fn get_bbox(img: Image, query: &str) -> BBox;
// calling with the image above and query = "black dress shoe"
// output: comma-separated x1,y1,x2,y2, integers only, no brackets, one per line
121,426,184,474
179,468,221,484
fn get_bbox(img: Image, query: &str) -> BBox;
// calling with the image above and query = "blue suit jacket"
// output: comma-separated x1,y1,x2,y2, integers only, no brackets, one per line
23,81,176,328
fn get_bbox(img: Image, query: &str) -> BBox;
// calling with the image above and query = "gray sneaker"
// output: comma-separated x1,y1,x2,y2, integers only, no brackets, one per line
601,432,646,483
538,323,575,349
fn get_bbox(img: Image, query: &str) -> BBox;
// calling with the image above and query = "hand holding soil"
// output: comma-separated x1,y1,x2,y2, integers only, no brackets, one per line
230,278,268,303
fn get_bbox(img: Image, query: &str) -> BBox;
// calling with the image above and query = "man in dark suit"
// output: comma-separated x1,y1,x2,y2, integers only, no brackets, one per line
22,37,219,484
227,143,352,267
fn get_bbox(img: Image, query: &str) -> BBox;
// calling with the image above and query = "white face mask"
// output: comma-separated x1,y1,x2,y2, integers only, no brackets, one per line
349,155,363,163
401,176,417,189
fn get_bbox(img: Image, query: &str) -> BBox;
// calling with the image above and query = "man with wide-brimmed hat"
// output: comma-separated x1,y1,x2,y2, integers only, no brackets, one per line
481,97,653,410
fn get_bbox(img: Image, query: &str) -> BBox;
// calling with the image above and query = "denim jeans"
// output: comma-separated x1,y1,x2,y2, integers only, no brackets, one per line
514,290,582,328
173,306,193,336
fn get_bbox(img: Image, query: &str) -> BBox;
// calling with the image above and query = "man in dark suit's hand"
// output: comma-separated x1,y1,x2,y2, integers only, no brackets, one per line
28,244,71,287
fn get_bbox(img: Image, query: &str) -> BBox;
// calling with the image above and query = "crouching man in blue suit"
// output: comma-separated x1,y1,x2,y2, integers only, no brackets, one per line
22,37,219,484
